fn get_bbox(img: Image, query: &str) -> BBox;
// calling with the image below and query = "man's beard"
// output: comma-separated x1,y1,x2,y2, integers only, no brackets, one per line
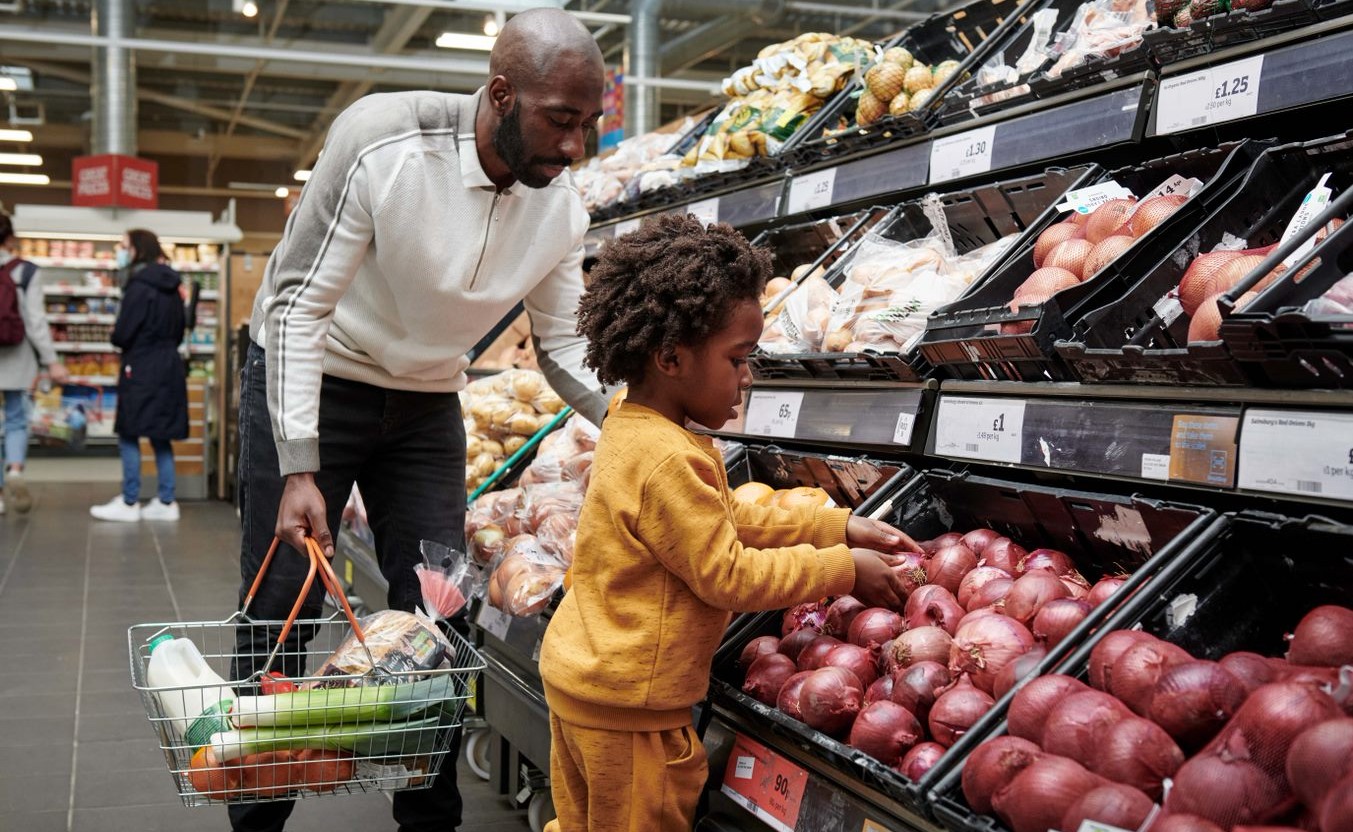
492,102,566,189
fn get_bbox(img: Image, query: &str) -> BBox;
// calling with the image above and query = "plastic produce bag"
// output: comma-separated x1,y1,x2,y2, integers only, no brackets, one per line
1045,0,1155,79
304,610,453,688
487,535,566,617
535,513,579,566
1304,274,1353,317
415,541,483,623
759,273,840,353
520,480,586,532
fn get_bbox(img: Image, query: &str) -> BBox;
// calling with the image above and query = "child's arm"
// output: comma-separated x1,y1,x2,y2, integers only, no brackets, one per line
728,501,851,551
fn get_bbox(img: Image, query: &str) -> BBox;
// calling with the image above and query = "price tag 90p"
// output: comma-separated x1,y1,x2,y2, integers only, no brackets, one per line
744,390,805,439
787,167,839,215
1238,409,1353,501
932,396,1026,463
1156,54,1264,135
721,733,808,832
929,125,997,185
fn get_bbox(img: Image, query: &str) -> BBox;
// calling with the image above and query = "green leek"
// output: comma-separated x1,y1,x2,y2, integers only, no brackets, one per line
210,716,445,762
230,676,457,728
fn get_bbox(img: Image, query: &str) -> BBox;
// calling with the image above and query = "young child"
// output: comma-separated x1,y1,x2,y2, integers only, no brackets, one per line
538,215,922,832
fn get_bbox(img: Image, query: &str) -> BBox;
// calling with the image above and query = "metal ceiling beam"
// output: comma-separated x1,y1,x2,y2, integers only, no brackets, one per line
211,0,292,184
344,0,631,25
30,123,300,160
658,13,768,74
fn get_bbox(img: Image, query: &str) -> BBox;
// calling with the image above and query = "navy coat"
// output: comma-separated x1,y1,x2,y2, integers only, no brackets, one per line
112,262,189,441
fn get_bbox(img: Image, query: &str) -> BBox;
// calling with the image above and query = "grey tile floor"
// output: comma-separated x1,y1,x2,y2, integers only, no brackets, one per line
0,472,531,832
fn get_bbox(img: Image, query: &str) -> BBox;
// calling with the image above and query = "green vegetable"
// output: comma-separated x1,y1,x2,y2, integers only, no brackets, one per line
211,716,445,762
231,676,458,728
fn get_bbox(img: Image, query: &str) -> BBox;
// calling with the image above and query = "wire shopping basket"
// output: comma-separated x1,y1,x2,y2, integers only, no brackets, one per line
129,537,485,807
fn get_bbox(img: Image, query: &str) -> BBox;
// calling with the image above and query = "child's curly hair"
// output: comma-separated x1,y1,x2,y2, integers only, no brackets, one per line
577,214,770,386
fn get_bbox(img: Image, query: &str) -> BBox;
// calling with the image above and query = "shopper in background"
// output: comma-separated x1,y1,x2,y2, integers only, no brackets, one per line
232,9,608,832
539,215,924,832
90,228,188,522
0,210,69,515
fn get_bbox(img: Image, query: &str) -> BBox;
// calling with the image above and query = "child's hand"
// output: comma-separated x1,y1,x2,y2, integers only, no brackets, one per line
847,516,924,554
850,548,908,610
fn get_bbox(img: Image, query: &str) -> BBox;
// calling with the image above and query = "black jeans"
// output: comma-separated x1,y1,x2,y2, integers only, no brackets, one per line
230,341,467,832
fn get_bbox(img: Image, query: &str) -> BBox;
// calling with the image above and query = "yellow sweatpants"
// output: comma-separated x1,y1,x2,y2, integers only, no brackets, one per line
544,712,709,832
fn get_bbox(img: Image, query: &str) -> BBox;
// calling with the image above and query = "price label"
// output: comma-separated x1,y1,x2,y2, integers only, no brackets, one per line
786,167,839,215
1077,822,1134,832
1169,414,1240,487
475,602,512,641
1145,173,1205,200
687,198,720,227
744,390,805,439
1055,180,1135,216
615,217,642,237
1141,453,1171,481
932,396,1026,464
929,125,997,185
1156,54,1264,135
892,411,916,446
720,733,808,832
1238,409,1353,501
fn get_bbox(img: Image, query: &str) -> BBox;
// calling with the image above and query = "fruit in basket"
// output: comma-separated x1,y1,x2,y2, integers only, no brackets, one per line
908,88,935,112
731,481,776,505
1085,234,1137,279
928,674,995,747
1043,238,1094,280
1155,0,1190,22
1015,266,1082,301
1061,784,1155,832
1285,604,1353,667
743,653,798,705
1033,222,1085,267
882,46,915,71
775,486,831,509
1085,198,1139,244
993,755,1109,832
1187,0,1228,19
933,59,962,86
1187,288,1258,343
903,64,935,95
800,666,865,736
848,700,923,764
864,61,907,103
857,89,887,126
1130,193,1189,236
888,91,912,117
1178,250,1246,315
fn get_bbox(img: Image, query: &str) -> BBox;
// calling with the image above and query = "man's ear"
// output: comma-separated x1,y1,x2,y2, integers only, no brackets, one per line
487,75,515,115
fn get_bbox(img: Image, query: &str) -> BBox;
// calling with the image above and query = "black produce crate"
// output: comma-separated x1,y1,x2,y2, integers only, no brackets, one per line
753,164,1097,383
1057,132,1353,386
928,509,1351,832
588,110,720,224
1221,196,1353,387
1142,0,1324,69
784,0,1040,168
752,207,891,294
707,467,1216,829
918,139,1268,381
725,443,914,511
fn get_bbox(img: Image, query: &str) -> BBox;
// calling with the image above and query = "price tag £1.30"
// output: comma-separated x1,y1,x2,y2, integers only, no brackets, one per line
929,124,997,185
1237,409,1353,501
1156,54,1264,135
720,733,808,832
932,396,1026,464
744,390,805,439
786,167,838,215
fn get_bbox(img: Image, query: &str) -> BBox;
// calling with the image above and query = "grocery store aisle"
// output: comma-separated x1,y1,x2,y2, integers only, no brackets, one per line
0,475,530,832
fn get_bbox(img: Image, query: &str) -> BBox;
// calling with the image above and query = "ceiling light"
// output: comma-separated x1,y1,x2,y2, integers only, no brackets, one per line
436,32,497,51
274,186,289,198
0,128,33,142
0,152,41,166
0,78,15,92
483,15,500,37
293,169,311,182
0,172,50,185
242,1,259,18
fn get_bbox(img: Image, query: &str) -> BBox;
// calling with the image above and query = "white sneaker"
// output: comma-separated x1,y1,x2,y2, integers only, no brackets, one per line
90,496,141,522
0,495,5,515
141,500,180,521
3,472,32,514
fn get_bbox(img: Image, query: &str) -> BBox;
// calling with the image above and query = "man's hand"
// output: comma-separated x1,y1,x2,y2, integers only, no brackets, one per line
850,548,908,611
47,363,70,385
277,473,332,557
847,515,924,554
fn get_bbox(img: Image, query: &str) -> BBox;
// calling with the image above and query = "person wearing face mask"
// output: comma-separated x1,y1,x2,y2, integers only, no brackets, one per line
0,210,70,515
90,228,188,522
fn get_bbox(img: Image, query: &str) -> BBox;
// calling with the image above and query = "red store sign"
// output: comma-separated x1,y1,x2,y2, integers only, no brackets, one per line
72,154,159,209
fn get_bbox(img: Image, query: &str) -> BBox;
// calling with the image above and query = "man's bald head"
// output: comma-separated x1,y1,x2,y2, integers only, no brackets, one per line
488,8,604,92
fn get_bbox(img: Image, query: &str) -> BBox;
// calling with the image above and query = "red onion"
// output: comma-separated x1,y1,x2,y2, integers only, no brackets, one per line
1231,825,1308,831
928,674,994,747
1147,817,1226,832
932,532,963,549
883,626,953,673
823,595,867,638
961,735,1042,814
776,670,815,721
1032,598,1092,646
968,578,1014,612
981,539,1026,575
1221,650,1283,697
847,608,905,650
958,567,1012,609
799,666,864,737
1286,605,1353,667
1286,717,1353,811
1109,638,1193,715
895,742,946,781
905,588,965,636
782,601,827,636
961,528,1003,555
1092,715,1185,800
1148,660,1247,750
1018,548,1076,577
824,643,878,688
798,635,842,671
848,700,922,765
1224,681,1343,776
1061,784,1154,832
1061,576,1091,600
1008,674,1088,741
1164,754,1287,829
1320,772,1353,832
906,585,954,620
1088,575,1128,608
992,755,1107,832
1004,571,1070,626
864,673,895,706
778,628,820,663
950,613,1036,694
1041,690,1132,766
739,636,780,671
994,645,1048,700
890,661,951,723
1089,629,1154,691
743,653,798,706
929,544,979,595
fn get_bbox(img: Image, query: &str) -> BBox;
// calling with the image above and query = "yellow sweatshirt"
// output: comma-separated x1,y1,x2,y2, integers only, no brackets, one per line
539,401,855,732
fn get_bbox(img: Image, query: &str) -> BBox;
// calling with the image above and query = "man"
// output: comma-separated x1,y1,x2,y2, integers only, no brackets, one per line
231,9,608,831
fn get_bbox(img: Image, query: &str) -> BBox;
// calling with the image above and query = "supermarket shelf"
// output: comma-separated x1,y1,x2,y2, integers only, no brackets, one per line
175,264,221,273
199,290,219,300
66,375,117,386
584,178,786,255
28,257,115,270
53,342,115,352
43,285,119,297
712,380,938,454
47,313,117,324
188,344,218,354
194,317,219,328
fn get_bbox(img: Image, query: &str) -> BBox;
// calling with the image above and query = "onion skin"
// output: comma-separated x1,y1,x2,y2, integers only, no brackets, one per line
847,608,905,651
929,675,995,747
895,742,946,781
1109,638,1193,715
1320,772,1353,832
824,643,879,688
1008,674,1089,741
776,670,815,721
992,755,1107,832
1092,715,1185,800
799,666,864,737
1005,570,1070,626
778,627,819,663
1164,754,1287,830
1018,548,1076,577
906,585,956,622
884,626,954,673
961,735,1042,814
1061,576,1090,600
890,553,930,596
1147,816,1226,832
1286,717,1353,811
981,539,1027,575
1061,784,1154,832
1032,598,1092,646
1041,690,1133,767
958,567,1013,610
1090,629,1155,691
1148,660,1247,750
994,645,1048,701
848,700,923,765
782,601,827,636
744,653,799,706
824,595,867,639
1286,605,1353,667
905,587,966,636
890,661,951,723
950,614,1037,695
1088,575,1128,608
961,528,1004,555
933,532,964,549
798,635,843,671
1223,681,1343,778
739,636,781,671
1220,650,1282,698
968,578,1014,613
929,544,979,595
864,674,895,706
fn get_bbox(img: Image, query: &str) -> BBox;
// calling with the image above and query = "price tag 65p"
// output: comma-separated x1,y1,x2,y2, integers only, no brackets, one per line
744,390,805,439
1157,54,1264,135
930,125,997,185
787,167,838,215
932,396,1026,464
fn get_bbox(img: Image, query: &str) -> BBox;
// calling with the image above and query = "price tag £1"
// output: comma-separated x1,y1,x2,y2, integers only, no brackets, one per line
786,167,838,215
1156,54,1264,135
932,396,1026,464
744,390,805,439
720,733,808,832
1237,409,1353,501
929,125,997,185
687,197,720,227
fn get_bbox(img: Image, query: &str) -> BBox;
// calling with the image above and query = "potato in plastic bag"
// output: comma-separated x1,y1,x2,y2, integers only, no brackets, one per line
759,273,839,353
488,535,565,617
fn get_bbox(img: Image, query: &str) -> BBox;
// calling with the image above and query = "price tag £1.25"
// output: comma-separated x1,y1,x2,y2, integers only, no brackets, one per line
721,733,808,832
786,167,838,215
743,390,805,439
929,124,997,185
932,396,1026,464
1237,409,1353,501
1156,54,1264,135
